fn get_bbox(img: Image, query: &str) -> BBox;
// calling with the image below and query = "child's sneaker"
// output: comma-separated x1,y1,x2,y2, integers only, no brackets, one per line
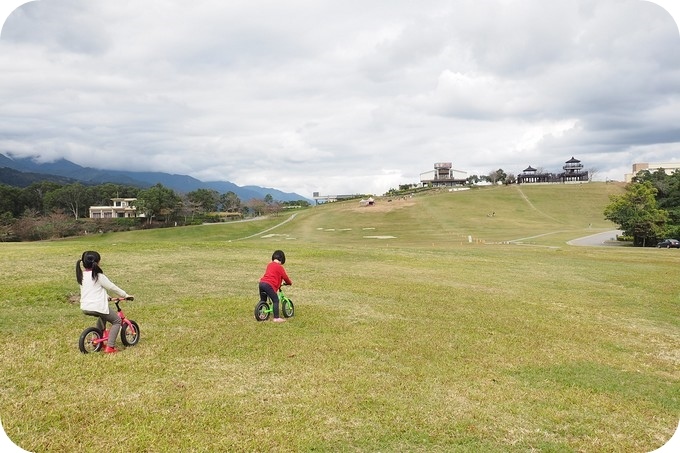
272,317,286,323
104,346,119,354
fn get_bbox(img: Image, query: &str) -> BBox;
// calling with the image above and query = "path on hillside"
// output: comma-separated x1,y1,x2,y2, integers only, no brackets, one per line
511,188,625,247
231,211,623,248
232,213,298,241
515,186,563,223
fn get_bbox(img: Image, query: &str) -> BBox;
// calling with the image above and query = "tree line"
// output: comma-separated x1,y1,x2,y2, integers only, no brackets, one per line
604,169,680,246
0,181,310,242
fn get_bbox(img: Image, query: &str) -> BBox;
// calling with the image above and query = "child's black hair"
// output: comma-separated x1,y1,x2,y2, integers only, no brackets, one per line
272,250,286,265
75,250,103,285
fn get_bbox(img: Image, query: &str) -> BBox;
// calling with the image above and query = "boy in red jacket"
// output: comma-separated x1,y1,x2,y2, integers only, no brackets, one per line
259,250,292,323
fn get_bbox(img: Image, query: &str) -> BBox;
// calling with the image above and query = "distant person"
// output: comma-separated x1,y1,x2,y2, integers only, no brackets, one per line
76,251,132,353
258,250,292,323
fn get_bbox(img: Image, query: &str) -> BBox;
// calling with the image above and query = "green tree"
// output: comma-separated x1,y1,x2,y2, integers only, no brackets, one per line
0,184,22,217
604,181,669,246
281,199,310,208
219,191,241,212
91,183,139,205
186,188,219,214
467,175,481,185
633,168,680,239
487,169,507,185
44,183,90,219
19,181,63,215
136,183,181,223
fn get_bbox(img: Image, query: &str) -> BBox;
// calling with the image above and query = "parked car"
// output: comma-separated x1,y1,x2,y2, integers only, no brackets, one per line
656,239,680,248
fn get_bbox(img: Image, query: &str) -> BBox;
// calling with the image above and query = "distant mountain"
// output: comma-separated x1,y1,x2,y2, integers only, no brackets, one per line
0,166,82,188
0,153,310,202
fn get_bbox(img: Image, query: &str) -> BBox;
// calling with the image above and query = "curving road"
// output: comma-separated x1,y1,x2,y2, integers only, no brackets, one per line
567,230,625,247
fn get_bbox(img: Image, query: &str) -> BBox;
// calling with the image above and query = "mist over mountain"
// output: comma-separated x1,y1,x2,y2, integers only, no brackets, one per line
0,154,311,202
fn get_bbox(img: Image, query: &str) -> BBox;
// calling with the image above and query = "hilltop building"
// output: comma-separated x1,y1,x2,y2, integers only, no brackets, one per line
89,198,138,219
517,157,589,184
516,165,550,184
420,162,468,187
624,162,680,182
561,157,589,182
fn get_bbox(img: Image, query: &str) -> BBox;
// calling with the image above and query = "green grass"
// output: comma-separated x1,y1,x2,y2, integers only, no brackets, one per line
1,183,678,452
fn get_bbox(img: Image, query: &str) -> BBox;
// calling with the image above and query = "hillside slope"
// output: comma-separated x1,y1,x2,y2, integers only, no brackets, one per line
269,183,625,248
91,182,626,249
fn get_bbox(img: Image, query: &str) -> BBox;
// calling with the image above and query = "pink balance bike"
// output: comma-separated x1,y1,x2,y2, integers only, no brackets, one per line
78,296,140,353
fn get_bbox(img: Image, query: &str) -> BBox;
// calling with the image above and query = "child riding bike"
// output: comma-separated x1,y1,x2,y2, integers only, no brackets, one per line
76,250,133,353
258,250,292,323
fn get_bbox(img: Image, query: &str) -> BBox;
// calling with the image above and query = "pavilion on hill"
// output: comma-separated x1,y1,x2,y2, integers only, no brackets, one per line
517,157,589,184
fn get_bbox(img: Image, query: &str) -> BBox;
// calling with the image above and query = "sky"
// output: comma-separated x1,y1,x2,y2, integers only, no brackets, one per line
0,0,679,198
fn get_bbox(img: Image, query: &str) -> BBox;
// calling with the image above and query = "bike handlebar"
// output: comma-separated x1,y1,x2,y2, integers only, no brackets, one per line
108,296,134,301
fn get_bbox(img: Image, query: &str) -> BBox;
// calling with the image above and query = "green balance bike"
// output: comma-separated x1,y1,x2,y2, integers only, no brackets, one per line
254,285,294,321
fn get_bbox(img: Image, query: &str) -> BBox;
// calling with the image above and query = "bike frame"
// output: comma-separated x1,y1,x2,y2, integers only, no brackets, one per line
91,299,136,346
278,288,290,304
261,290,288,311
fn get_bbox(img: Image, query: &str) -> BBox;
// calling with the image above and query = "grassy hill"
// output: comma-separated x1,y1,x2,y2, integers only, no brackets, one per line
276,182,623,247
2,182,679,452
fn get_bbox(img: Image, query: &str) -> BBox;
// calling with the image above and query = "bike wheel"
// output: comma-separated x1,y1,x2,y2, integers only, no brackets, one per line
254,301,271,321
282,298,294,318
121,320,140,346
79,327,103,354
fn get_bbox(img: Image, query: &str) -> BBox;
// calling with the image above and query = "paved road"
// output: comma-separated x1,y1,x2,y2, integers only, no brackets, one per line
567,230,625,247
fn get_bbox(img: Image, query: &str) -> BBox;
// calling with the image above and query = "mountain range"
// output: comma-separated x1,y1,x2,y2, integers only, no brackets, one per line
0,153,310,202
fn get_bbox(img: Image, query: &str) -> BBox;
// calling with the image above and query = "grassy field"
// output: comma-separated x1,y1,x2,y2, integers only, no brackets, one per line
1,182,678,452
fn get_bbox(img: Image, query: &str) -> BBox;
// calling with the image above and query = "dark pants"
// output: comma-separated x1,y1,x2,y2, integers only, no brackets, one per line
83,310,121,347
259,282,281,318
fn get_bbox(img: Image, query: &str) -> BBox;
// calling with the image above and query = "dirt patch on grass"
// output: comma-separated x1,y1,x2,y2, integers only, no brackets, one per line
349,198,416,213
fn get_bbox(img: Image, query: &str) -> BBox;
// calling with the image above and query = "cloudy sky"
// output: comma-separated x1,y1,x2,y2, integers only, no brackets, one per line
0,0,679,197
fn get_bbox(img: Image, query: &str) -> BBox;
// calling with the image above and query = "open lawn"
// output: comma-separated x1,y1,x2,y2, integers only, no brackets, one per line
1,183,678,452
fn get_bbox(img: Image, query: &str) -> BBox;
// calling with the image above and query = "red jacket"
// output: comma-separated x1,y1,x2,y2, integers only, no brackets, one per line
260,261,291,291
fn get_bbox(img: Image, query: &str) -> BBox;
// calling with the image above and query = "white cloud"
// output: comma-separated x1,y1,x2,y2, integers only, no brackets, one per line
0,0,678,197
